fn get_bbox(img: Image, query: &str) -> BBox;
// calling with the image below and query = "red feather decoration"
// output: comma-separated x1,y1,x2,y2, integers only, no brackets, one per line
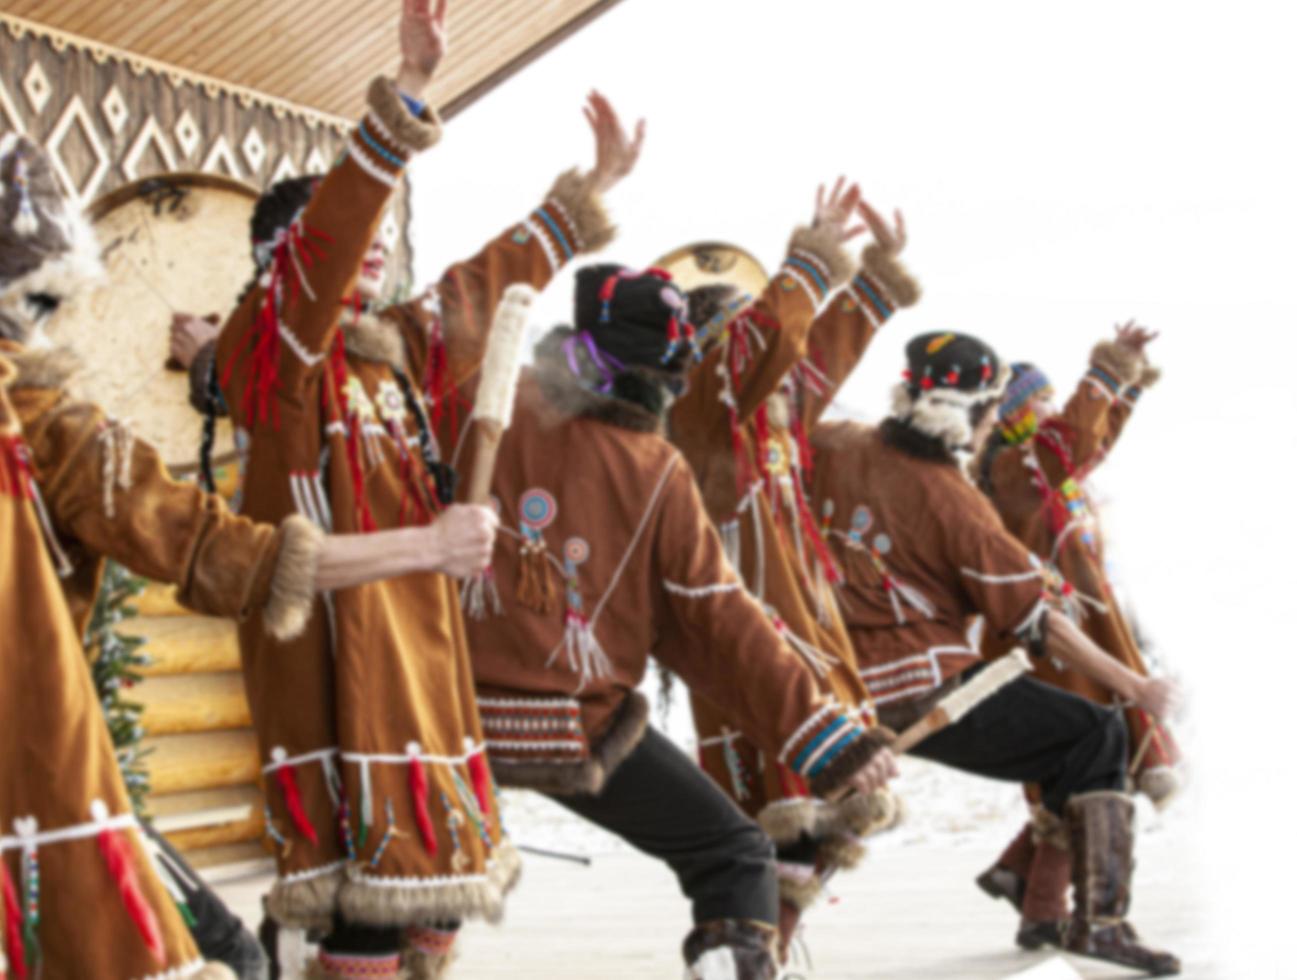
466,744,493,822
408,754,438,855
96,825,166,965
2,859,27,980
274,766,319,847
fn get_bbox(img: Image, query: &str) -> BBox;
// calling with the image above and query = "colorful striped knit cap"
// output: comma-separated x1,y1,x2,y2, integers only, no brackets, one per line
997,362,1053,442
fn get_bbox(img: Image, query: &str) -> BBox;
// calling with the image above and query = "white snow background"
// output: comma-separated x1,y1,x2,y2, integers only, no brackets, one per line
406,2,1297,976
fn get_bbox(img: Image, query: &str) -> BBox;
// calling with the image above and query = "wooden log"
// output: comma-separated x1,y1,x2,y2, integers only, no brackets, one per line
135,671,251,735
133,582,189,618
150,785,267,851
181,841,274,874
123,616,241,676
141,729,261,795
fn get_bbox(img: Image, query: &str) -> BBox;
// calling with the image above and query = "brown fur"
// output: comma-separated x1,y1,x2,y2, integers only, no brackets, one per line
1030,804,1071,851
266,866,345,931
816,832,866,873
195,964,240,980
531,331,665,435
1137,363,1162,389
491,691,651,795
1090,339,1143,388
367,77,442,152
5,344,79,389
346,309,409,373
777,871,823,912
338,839,522,927
403,946,456,980
787,224,854,291
263,515,325,642
862,243,922,308
546,168,617,253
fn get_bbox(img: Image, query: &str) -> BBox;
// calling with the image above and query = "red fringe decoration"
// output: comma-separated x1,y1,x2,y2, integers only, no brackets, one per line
776,763,809,799
467,746,493,822
2,859,27,980
408,757,439,855
274,766,319,847
327,333,377,533
792,479,842,586
0,434,34,501
96,826,166,965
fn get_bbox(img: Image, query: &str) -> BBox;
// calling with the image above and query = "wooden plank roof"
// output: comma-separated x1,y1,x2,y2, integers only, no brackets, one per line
0,0,623,122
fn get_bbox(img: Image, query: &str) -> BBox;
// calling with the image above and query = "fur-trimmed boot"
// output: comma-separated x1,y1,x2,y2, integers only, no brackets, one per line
402,924,458,978
975,822,1034,912
683,920,780,980
1063,792,1180,976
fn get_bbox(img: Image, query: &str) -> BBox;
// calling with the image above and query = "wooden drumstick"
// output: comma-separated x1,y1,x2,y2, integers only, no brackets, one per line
890,649,1033,754
464,284,536,504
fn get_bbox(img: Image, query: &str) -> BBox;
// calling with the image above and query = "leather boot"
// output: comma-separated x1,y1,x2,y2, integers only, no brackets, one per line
1017,809,1070,950
975,822,1034,912
1064,791,1180,976
402,924,458,978
683,919,779,980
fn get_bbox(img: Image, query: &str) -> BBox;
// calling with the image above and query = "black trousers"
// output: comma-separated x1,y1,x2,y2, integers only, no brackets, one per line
551,726,779,926
881,666,1128,815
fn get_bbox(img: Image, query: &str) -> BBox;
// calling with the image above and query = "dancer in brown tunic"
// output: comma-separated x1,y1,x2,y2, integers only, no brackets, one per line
452,263,895,980
972,326,1181,948
665,192,919,946
811,330,1181,976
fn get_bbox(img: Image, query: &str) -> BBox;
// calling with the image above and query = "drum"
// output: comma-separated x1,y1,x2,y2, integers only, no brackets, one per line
654,241,770,298
58,172,259,474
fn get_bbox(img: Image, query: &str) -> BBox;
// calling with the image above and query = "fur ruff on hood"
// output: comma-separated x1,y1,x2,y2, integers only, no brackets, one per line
531,327,670,434
888,363,1010,451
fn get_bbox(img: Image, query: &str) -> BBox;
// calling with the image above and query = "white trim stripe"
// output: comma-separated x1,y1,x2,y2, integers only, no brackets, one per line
960,566,1042,585
523,217,560,273
777,704,837,765
662,579,743,598
797,720,858,777
347,137,400,187
0,810,136,852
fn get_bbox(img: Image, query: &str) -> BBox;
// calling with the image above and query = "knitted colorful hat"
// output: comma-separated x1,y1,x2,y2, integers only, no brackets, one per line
890,331,1009,449
0,134,103,342
574,263,696,375
997,362,1054,443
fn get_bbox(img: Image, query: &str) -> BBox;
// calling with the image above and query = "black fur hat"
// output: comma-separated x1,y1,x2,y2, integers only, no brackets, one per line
574,263,695,376
890,331,1009,450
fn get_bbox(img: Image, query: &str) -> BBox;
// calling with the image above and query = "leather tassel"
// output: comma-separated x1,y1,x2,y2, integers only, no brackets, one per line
407,746,438,855
273,759,319,847
465,740,492,821
2,859,27,980
93,808,165,965
516,540,557,614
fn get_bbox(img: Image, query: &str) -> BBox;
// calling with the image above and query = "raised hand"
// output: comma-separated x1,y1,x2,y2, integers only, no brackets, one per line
1115,319,1159,353
583,90,645,194
396,0,450,97
812,177,866,244
858,199,907,255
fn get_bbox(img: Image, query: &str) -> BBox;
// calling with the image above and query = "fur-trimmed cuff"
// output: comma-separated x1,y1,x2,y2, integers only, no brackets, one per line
1090,339,1144,389
781,224,855,305
264,515,324,642
545,168,616,253
1029,804,1069,851
806,726,893,798
367,77,442,152
1136,363,1161,389
861,244,921,308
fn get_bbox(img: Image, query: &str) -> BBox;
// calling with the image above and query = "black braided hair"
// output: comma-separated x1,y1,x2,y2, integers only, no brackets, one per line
391,366,458,506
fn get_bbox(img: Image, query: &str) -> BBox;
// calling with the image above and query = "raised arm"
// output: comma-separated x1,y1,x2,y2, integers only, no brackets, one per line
671,180,862,433
650,456,893,797
1035,323,1154,485
798,202,921,428
216,0,445,427
1101,359,1160,459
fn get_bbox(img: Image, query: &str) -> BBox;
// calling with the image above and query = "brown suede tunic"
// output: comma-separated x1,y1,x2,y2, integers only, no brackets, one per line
812,422,1050,709
452,356,879,800
668,237,917,848
212,77,611,928
0,355,228,979
976,344,1179,774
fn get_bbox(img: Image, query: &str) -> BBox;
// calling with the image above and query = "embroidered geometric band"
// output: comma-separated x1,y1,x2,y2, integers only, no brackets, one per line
780,707,865,781
478,696,592,765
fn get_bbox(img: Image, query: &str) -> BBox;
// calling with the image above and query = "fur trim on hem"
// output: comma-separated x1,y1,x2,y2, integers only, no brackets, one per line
787,224,854,292
345,309,409,373
5,343,79,389
491,691,650,795
1029,805,1069,851
531,332,665,434
194,964,239,980
338,838,522,927
266,866,344,930
778,871,822,912
264,515,325,642
546,168,616,253
1136,363,1162,389
807,726,892,798
756,786,896,847
367,78,442,152
1090,339,1143,388
862,244,921,308
403,947,456,980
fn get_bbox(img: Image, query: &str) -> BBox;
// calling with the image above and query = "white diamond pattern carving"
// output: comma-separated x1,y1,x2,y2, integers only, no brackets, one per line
173,110,201,158
304,146,328,174
122,116,178,180
45,96,110,206
202,135,243,178
241,126,266,173
0,77,24,135
100,86,129,135
270,154,299,183
22,62,50,114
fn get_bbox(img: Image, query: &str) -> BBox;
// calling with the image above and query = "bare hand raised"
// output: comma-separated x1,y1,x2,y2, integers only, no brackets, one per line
812,177,866,244
858,200,907,255
425,504,498,579
583,90,645,194
396,0,449,98
1114,319,1159,354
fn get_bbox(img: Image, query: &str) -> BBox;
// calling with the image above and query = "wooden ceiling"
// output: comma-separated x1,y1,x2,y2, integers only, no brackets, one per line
0,0,623,122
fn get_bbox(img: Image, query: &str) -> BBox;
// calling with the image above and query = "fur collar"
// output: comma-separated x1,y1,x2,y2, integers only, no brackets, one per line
344,308,408,374
880,417,959,465
1,342,79,390
532,328,667,434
